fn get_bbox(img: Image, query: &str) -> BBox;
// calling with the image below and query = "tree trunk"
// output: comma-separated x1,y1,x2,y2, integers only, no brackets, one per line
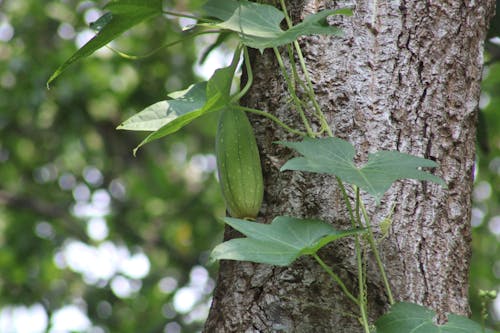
205,1,495,332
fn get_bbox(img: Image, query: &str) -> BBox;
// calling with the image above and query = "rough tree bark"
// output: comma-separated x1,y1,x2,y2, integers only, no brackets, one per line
205,1,495,332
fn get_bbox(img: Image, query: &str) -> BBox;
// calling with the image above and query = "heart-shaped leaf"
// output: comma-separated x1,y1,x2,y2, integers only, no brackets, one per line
203,0,351,50
48,0,162,86
375,302,495,333
279,137,446,203
211,216,365,266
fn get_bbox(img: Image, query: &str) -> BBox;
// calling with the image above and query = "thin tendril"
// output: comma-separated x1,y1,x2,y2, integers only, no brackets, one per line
162,10,213,23
231,46,253,102
235,105,306,137
106,30,221,60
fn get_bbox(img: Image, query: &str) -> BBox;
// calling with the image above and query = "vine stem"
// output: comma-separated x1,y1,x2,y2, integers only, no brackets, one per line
107,30,221,60
234,105,306,137
273,47,314,136
359,198,395,305
279,0,293,28
313,253,360,306
335,178,370,332
162,10,213,23
293,40,333,136
355,188,371,333
276,2,377,330
293,41,333,136
231,46,253,102
286,45,310,100
280,3,307,95
278,0,333,137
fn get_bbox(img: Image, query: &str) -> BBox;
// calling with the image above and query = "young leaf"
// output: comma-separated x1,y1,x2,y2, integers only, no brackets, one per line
47,0,162,86
119,47,242,154
203,59,238,110
211,238,299,266
202,0,351,50
104,0,161,14
286,8,352,40
375,302,495,333
279,137,446,203
199,31,233,65
117,82,208,132
210,216,365,266
203,0,239,21
89,12,113,32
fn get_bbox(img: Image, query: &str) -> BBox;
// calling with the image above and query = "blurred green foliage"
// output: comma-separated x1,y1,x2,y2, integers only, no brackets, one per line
470,42,500,330
0,0,498,332
1,0,224,332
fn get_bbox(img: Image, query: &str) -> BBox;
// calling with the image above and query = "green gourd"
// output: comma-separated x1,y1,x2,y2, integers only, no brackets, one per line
215,108,264,219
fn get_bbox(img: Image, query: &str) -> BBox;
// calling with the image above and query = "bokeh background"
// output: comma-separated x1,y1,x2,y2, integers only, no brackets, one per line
0,1,498,332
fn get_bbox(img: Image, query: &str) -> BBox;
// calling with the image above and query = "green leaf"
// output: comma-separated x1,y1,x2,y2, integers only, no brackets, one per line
199,31,233,64
118,47,242,154
202,59,240,111
375,302,495,333
89,12,113,32
47,0,162,86
211,216,365,266
117,82,208,132
279,137,446,203
211,238,299,266
202,0,351,50
286,8,352,40
203,0,239,21
214,1,284,39
104,0,161,14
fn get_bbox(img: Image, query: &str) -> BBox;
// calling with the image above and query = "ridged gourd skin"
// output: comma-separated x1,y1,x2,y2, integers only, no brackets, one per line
215,108,264,219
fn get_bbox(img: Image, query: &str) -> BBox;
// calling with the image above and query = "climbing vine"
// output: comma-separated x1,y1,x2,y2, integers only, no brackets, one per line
49,1,496,332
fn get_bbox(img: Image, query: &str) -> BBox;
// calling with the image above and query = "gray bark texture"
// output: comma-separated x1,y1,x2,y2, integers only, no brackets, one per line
204,0,495,332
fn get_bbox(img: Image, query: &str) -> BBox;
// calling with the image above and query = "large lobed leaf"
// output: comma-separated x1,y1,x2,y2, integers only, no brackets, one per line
375,302,495,333
203,0,351,50
211,216,365,266
48,0,162,86
280,137,446,203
